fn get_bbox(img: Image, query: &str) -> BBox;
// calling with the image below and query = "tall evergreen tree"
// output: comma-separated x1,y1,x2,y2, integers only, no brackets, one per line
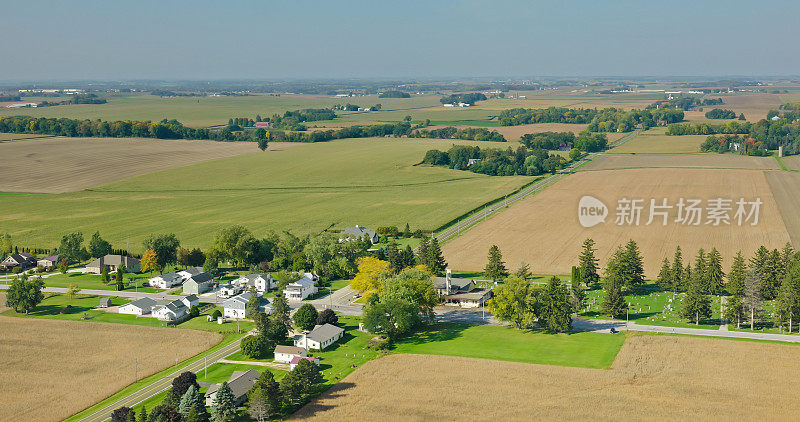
777,260,800,333
621,240,645,287
691,248,707,291
656,258,671,290
416,237,429,266
270,294,291,329
484,245,508,282
705,248,724,295
602,276,627,319
538,276,572,332
681,274,711,325
212,382,237,422
137,406,147,422
578,238,600,286
425,237,447,276
723,294,745,329
670,246,684,292
727,251,747,296
762,248,783,299
515,262,532,279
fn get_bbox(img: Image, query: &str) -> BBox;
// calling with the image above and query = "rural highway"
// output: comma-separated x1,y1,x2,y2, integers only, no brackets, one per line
573,318,800,343
0,284,182,300
76,335,247,422
433,130,640,244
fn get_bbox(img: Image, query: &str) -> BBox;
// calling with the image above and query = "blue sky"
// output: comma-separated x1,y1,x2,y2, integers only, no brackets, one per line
1,0,798,80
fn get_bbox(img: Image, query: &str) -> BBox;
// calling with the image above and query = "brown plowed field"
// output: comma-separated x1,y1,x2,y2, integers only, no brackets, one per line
293,335,800,421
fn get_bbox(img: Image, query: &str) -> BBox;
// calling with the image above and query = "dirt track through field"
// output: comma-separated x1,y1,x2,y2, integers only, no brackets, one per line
0,316,220,421
442,168,790,277
0,137,295,193
293,335,800,421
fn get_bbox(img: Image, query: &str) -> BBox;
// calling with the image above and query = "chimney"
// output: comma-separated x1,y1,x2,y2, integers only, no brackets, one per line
446,269,452,293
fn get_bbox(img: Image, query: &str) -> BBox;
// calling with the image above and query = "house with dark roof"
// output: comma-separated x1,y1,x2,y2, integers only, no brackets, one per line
152,299,189,321
223,292,270,319
205,369,261,407
339,225,379,244
177,266,204,281
37,255,59,269
294,323,345,350
183,272,214,294
86,254,141,274
431,269,492,308
1,253,36,271
148,272,184,289
118,297,159,315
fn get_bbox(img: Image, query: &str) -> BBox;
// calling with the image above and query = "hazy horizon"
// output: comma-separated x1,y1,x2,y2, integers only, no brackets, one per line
2,0,799,81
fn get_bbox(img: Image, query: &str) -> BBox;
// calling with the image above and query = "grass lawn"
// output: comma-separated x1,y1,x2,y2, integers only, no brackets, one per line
2,294,254,334
580,283,724,330
608,128,706,154
0,137,531,251
37,272,160,293
392,323,625,369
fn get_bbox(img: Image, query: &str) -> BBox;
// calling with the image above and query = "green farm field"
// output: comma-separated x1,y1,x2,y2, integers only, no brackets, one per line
609,127,707,154
0,137,530,250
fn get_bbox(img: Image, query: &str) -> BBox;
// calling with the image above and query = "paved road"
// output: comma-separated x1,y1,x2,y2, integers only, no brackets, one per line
0,284,182,300
433,130,640,244
76,335,247,422
573,318,800,343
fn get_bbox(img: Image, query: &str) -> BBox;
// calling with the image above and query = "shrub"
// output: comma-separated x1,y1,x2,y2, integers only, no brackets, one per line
241,334,274,359
211,309,222,320
189,306,200,318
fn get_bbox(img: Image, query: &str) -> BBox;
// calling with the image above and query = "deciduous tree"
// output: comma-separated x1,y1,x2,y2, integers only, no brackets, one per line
487,276,536,329
88,231,112,259
293,304,318,331
6,276,44,314
141,249,160,274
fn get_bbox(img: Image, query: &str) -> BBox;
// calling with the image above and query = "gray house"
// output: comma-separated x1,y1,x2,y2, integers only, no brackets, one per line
205,369,261,407
431,269,492,308
339,225,379,244
183,272,214,295
86,254,141,274
118,297,158,315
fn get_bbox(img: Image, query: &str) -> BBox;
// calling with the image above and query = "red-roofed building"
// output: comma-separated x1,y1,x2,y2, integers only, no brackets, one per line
289,355,320,370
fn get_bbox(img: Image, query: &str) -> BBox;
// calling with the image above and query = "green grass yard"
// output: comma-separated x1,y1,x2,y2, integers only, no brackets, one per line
391,323,626,369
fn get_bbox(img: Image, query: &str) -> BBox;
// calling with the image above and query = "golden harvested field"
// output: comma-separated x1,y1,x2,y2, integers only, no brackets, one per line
579,153,780,171
782,155,800,171
442,168,790,278
766,171,800,246
0,132,55,141
0,137,279,193
293,335,800,421
609,128,706,154
711,92,783,121
0,316,220,422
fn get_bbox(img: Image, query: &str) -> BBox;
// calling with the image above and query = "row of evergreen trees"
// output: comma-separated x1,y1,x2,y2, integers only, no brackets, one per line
577,238,800,329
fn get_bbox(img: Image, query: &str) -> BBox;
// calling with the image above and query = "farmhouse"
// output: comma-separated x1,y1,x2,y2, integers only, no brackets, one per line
339,225,379,244
290,355,320,370
118,297,158,316
0,253,36,271
152,299,189,321
431,270,492,308
148,272,184,289
37,255,59,269
223,292,270,319
283,275,318,301
294,323,345,350
274,345,307,363
205,369,261,407
234,273,276,293
86,254,141,274
183,272,214,295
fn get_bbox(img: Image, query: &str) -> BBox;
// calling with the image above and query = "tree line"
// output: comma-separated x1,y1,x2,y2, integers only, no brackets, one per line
704,108,738,119
421,144,579,176
520,131,608,152
648,95,723,111
440,92,487,105
667,116,800,155
498,107,684,132
378,90,411,98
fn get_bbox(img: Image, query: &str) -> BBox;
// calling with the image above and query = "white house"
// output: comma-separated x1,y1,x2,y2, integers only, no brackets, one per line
234,273,276,293
148,272,184,289
218,283,243,299
283,275,318,301
223,292,270,319
273,345,307,363
177,266,204,281
37,255,59,269
152,299,190,321
182,294,200,309
118,297,158,316
294,323,345,350
339,225,379,244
